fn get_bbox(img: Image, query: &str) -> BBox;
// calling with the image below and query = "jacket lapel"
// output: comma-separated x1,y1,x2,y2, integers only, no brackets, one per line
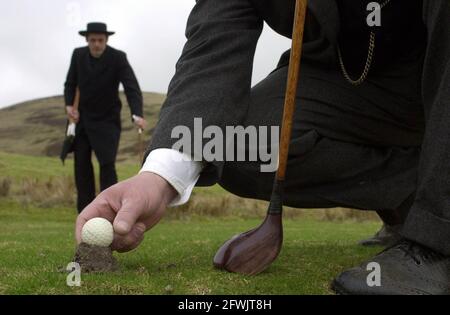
94,46,111,75
80,46,111,86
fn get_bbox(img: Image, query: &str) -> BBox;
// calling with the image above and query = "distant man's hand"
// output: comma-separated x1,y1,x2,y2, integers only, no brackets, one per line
75,172,178,253
132,115,147,131
66,106,80,123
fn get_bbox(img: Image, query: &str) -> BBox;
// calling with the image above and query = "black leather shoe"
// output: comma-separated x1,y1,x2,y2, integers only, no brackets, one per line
359,224,403,247
332,240,450,295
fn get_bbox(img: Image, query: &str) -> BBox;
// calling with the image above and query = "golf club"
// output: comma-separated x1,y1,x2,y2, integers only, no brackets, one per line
138,127,144,163
132,114,145,163
213,0,308,275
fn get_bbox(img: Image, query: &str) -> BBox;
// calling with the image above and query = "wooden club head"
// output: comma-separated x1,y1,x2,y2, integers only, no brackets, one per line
213,213,283,276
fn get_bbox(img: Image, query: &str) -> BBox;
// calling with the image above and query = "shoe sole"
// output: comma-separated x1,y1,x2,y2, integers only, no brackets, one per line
330,280,351,295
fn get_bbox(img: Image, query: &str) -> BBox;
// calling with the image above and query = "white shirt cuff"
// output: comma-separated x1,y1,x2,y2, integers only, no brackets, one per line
139,148,204,207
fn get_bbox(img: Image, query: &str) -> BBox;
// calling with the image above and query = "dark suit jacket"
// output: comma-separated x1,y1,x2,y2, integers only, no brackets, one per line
147,0,429,186
64,45,143,164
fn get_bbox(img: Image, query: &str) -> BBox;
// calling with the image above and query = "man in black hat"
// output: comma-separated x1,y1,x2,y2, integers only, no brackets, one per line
75,1,450,295
64,22,146,213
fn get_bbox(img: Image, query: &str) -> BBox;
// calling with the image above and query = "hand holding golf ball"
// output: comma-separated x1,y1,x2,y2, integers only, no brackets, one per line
81,218,114,247
76,172,178,252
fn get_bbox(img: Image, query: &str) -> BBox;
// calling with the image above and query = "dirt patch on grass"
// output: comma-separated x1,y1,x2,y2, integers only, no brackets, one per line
0,178,11,197
74,243,118,273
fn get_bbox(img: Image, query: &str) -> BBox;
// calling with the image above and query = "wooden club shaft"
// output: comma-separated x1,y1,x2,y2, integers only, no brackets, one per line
277,0,308,181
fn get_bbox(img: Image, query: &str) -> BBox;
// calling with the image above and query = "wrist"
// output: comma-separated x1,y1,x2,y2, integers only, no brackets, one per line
138,172,178,207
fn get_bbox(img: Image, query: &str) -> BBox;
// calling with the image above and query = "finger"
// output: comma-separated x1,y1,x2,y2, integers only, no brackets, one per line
75,197,116,244
113,199,142,235
111,223,146,253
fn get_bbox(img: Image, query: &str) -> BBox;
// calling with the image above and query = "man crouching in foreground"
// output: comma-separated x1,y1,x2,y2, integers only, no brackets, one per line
76,1,450,294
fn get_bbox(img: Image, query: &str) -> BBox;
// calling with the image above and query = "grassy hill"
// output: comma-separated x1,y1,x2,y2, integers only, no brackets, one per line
0,94,378,221
0,92,165,163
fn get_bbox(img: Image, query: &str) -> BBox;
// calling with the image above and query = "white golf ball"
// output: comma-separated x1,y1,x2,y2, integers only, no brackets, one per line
81,218,114,247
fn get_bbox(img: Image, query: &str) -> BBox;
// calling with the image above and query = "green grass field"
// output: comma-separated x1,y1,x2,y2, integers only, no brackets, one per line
0,152,382,295
0,199,381,295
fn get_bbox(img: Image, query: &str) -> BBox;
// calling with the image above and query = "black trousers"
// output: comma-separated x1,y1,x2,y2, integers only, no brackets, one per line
218,0,450,256
219,66,420,220
73,127,118,213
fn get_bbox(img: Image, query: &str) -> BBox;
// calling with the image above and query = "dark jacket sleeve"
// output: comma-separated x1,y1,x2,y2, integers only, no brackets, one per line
147,0,263,186
401,0,450,256
118,52,143,118
64,49,78,106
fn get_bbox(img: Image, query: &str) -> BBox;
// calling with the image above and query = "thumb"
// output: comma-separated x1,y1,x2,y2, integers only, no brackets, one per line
113,200,141,235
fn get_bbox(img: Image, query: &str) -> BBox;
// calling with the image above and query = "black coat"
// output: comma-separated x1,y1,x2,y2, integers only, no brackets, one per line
147,0,428,185
252,0,426,75
64,45,143,164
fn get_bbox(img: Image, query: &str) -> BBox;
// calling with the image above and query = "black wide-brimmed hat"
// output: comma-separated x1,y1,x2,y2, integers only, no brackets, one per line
79,22,115,36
